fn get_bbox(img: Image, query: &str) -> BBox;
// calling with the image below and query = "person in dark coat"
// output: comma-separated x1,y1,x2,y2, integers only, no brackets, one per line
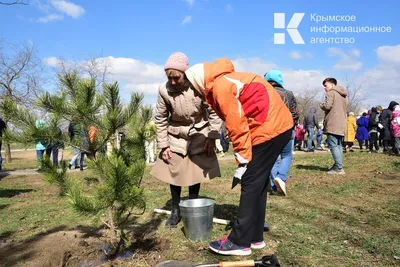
303,107,319,152
368,106,382,153
380,101,399,152
0,117,6,171
356,112,369,150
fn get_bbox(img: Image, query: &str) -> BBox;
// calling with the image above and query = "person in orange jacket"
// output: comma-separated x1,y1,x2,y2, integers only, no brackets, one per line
185,58,293,256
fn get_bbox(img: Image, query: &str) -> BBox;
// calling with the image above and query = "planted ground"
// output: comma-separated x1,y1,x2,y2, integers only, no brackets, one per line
0,151,399,266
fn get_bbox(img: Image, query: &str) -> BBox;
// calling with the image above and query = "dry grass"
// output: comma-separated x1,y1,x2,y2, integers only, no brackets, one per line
0,151,399,266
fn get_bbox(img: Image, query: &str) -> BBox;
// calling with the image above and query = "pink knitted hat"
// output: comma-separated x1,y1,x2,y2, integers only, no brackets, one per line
164,52,189,72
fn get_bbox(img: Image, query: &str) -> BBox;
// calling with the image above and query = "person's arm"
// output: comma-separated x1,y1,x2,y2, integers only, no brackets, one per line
320,91,334,111
212,84,252,164
154,89,170,150
206,105,223,139
288,91,300,126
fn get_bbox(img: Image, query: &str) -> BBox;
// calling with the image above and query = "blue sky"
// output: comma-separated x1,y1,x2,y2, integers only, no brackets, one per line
0,0,399,109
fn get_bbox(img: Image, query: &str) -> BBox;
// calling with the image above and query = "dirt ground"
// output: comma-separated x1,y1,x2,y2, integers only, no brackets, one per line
0,228,171,267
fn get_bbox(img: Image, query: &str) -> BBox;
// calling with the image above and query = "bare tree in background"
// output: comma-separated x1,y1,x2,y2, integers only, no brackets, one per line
0,0,28,5
47,54,111,92
342,73,367,115
295,86,324,124
0,41,43,162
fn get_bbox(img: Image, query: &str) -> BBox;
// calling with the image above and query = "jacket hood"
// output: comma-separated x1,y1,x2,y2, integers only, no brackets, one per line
205,58,235,91
264,69,284,87
331,85,347,97
185,63,206,97
388,101,399,111
186,58,235,101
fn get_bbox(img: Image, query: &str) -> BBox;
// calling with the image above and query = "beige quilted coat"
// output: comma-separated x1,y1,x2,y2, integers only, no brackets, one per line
150,81,222,186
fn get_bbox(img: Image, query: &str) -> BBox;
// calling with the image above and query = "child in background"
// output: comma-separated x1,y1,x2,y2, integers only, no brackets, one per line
295,123,306,150
391,105,400,155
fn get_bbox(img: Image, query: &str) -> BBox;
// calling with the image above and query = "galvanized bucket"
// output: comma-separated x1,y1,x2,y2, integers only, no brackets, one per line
179,198,215,241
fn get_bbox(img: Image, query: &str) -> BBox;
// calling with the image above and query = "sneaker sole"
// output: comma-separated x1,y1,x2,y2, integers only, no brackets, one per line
327,172,345,175
208,245,251,256
274,178,287,196
251,242,266,249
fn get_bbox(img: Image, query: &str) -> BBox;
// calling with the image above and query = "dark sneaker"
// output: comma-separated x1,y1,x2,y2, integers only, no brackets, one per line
209,237,251,256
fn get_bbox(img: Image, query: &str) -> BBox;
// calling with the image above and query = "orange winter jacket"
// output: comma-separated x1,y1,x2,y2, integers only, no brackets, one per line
203,58,293,164
89,125,98,143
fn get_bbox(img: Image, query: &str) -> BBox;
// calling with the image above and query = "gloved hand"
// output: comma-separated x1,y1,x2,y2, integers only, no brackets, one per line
231,164,247,189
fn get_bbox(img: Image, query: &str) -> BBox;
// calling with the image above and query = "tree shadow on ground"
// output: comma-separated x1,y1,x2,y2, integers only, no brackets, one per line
0,204,8,210
0,171,10,180
0,225,68,267
295,164,328,171
0,188,34,198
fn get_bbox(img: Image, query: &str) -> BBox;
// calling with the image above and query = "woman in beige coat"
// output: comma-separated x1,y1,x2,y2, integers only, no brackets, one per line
150,52,222,228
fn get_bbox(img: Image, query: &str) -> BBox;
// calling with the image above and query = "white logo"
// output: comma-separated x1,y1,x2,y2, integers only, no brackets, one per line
274,13,305,44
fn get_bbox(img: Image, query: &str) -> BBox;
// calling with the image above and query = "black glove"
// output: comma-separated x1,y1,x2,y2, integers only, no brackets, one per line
231,164,247,189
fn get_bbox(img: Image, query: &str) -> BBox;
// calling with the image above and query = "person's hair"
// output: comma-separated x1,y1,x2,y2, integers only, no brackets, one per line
362,112,367,116
165,69,184,78
376,105,383,112
322,77,337,86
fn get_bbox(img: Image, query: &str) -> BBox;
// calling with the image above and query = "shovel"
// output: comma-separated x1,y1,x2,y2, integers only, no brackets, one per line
156,255,280,267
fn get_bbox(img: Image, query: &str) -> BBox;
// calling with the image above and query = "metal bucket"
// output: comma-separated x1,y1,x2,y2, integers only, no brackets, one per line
179,198,215,241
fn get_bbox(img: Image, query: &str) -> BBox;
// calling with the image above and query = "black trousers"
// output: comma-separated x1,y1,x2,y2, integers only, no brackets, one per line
369,133,379,151
228,130,292,247
170,183,201,207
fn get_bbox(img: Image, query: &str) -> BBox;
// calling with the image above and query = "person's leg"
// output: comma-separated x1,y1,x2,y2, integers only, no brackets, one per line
307,127,314,151
188,183,200,199
394,137,400,154
270,155,280,193
79,152,85,170
273,135,294,196
0,144,3,170
36,149,44,169
149,140,155,163
144,140,150,163
369,133,375,152
166,184,182,227
209,130,291,256
52,148,59,167
317,136,322,148
327,134,344,173
69,148,80,169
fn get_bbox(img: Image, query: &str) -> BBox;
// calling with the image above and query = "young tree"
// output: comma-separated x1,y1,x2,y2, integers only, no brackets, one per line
0,73,151,258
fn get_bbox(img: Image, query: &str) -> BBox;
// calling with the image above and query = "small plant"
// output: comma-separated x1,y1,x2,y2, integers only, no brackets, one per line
0,72,152,258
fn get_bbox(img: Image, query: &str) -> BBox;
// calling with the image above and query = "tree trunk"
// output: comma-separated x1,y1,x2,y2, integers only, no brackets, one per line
5,143,12,163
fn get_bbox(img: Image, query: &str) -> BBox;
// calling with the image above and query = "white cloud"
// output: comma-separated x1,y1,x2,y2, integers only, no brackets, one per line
225,3,232,12
327,47,362,71
376,45,400,65
37,13,64,23
181,16,192,25
289,51,313,60
232,57,276,76
183,0,195,6
43,44,400,108
43,56,63,66
50,0,85,19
